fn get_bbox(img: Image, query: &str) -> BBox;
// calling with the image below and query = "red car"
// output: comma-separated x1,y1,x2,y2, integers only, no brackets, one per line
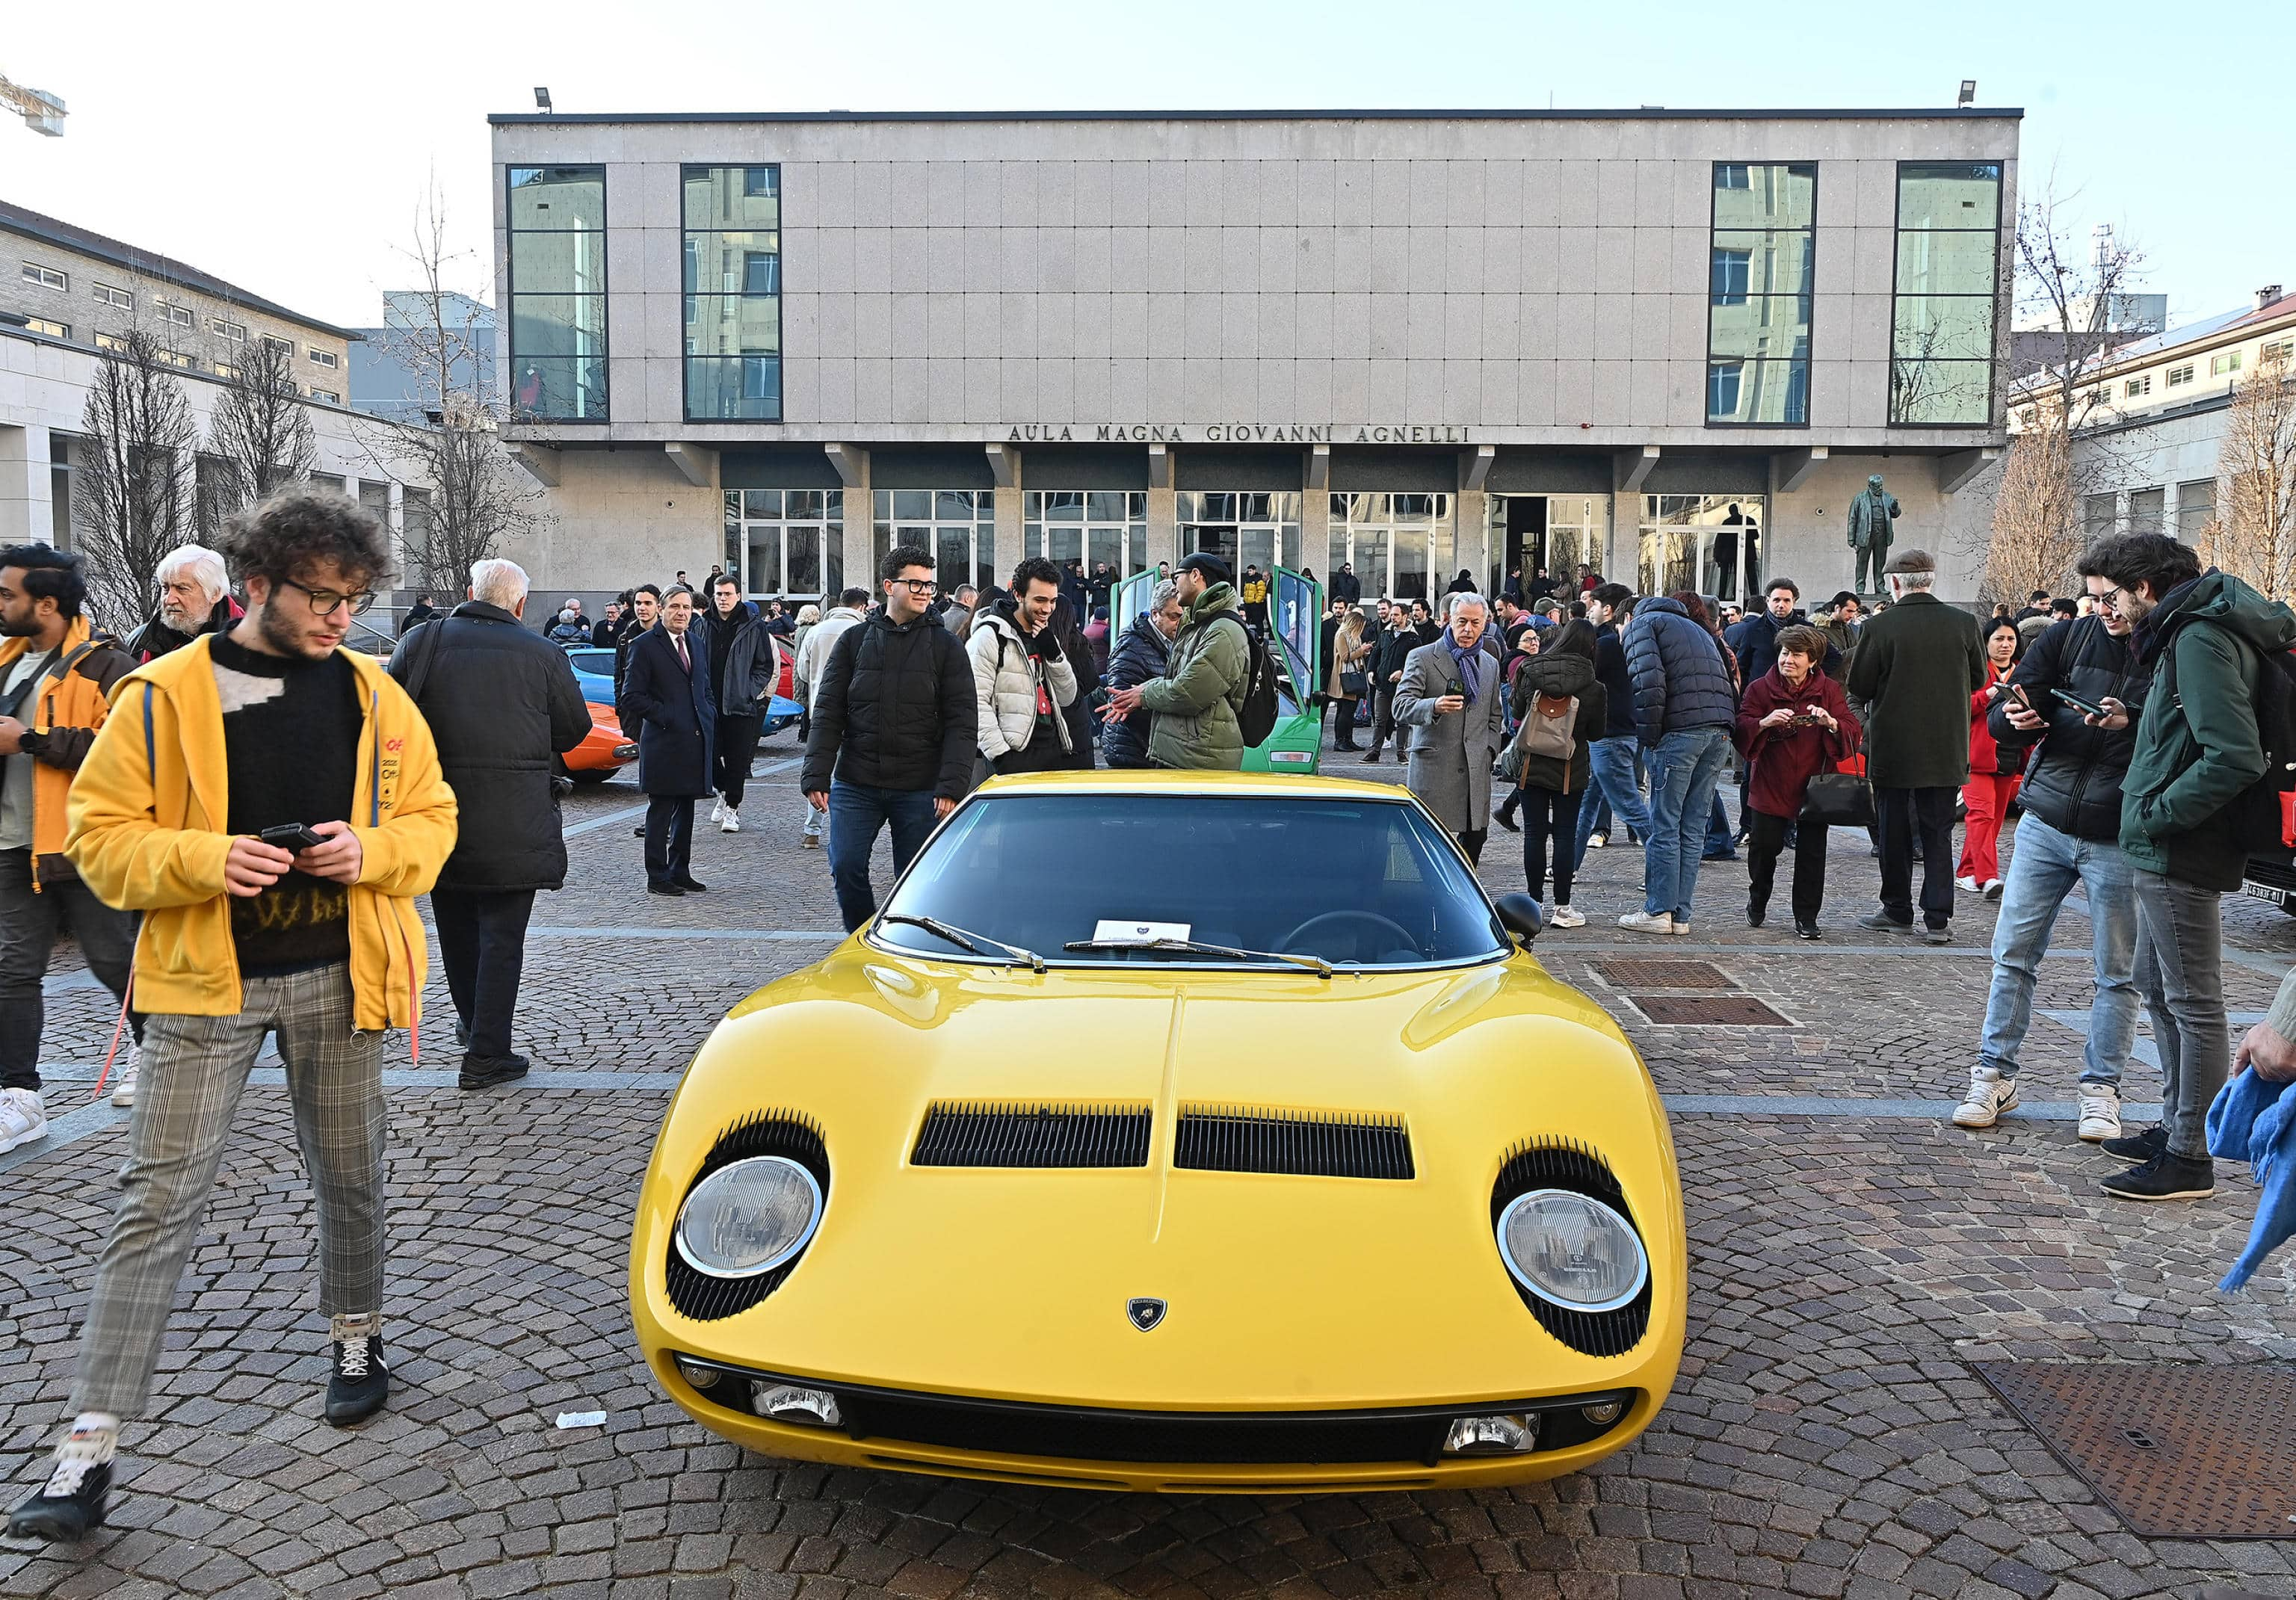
565,701,640,784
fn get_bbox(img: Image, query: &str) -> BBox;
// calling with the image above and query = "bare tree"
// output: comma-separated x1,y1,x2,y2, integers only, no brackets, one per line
2202,348,2296,599
207,335,318,522
1978,178,2148,603
357,182,547,594
74,328,197,629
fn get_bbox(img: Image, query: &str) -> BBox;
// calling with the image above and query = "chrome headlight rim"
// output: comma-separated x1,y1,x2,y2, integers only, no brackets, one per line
673,1154,825,1280
1495,1187,1650,1314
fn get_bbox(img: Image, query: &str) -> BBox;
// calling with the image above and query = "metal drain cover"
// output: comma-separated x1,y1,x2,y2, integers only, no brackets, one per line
1631,995,1790,1026
1596,960,1734,989
1974,1362,2296,1539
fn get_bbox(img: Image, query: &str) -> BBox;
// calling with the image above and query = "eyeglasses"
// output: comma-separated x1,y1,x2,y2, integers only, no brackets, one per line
278,578,377,617
892,578,939,596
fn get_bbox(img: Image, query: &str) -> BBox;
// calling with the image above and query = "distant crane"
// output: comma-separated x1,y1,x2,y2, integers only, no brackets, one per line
1,72,67,136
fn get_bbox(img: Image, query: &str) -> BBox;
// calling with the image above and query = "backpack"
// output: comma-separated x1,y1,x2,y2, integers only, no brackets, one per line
1222,616,1280,747
1522,691,1580,763
2160,627,2296,852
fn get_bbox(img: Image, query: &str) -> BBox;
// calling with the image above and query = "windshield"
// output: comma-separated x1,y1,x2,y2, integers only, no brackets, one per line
874,794,1507,968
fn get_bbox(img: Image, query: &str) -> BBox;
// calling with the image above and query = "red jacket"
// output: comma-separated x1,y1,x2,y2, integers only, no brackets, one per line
1969,664,2030,777
1732,666,1860,819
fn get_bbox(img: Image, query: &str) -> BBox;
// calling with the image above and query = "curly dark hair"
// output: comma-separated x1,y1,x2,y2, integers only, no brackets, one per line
221,487,390,591
0,543,87,620
879,544,933,583
1009,555,1063,596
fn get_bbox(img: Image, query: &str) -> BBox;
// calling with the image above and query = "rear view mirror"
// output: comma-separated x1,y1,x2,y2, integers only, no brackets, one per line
1495,893,1543,945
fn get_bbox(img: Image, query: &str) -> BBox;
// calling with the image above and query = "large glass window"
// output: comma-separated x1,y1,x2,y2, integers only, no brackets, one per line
1707,162,1815,426
685,166,783,421
1638,495,1764,605
2176,479,2216,542
1025,491,1149,578
1177,492,1303,584
873,489,994,593
1892,162,2002,424
506,166,608,421
726,489,842,600
1327,493,1450,603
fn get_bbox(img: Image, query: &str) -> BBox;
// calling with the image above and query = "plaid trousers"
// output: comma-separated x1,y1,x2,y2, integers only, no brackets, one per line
70,962,386,1418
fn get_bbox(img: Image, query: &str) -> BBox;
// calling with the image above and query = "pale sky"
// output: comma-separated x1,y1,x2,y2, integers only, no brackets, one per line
4,0,2286,333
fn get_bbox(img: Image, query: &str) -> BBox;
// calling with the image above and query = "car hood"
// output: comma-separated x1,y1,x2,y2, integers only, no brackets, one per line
633,946,1684,1411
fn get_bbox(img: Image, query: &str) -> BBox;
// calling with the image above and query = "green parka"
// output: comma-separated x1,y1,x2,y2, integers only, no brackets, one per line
1140,582,1250,770
2122,569,2296,890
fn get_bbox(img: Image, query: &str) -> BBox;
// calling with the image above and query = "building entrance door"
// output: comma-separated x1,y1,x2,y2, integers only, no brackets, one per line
1188,523,1239,573
1497,496,1549,601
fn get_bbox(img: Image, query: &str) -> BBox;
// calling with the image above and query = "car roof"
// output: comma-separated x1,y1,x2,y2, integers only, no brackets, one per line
969,770,1413,802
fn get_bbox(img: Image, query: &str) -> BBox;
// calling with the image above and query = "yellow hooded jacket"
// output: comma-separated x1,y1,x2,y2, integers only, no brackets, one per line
64,636,459,1025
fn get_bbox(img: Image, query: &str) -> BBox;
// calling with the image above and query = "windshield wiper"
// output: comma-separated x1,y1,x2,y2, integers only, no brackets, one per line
1061,936,1333,979
880,914,1046,971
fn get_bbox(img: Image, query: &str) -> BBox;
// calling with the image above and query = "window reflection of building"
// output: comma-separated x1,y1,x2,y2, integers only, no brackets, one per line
1891,162,2001,424
724,489,842,599
1483,494,1612,599
1024,491,1149,577
1707,162,1815,426
1327,493,1448,602
873,489,994,593
506,165,608,421
1638,494,1764,603
1178,492,1303,579
683,165,783,421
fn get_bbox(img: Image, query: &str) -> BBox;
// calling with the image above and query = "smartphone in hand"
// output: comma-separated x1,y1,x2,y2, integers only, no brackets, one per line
258,823,327,852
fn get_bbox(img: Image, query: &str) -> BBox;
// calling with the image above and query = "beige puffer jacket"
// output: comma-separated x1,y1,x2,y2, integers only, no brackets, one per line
967,605,1078,763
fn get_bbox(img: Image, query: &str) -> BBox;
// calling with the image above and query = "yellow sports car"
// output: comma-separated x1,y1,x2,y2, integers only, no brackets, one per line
630,771,1685,1493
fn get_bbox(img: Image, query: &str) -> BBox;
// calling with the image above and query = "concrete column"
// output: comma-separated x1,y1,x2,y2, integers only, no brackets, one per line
0,424,55,548
1299,486,1328,575
840,477,872,596
1147,485,1179,569
1456,490,1490,593
1607,493,1641,588
993,485,1022,580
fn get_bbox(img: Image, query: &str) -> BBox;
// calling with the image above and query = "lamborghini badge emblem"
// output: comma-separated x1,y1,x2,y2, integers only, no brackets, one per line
1126,1297,1167,1332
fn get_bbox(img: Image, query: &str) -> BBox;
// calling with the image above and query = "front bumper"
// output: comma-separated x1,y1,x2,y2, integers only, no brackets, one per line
649,1351,1661,1492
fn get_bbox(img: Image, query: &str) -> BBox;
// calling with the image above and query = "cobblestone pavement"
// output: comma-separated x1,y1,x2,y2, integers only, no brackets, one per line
6,737,2295,1600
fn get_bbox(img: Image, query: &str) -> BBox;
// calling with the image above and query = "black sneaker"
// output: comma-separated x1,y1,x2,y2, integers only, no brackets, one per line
1923,924,1951,946
674,877,709,894
1794,918,1822,940
2099,1152,2215,1202
1746,904,1766,928
6,1440,111,1542
325,1333,389,1426
2101,1125,2169,1165
1856,909,1913,933
646,880,685,897
459,1053,531,1090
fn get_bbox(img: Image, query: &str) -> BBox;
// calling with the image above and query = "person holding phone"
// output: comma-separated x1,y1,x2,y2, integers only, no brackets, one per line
1957,619,2031,898
1394,593,1507,864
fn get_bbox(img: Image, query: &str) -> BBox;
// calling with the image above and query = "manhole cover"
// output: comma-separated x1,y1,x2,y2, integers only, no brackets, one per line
1631,995,1791,1026
1596,960,1734,989
1973,1362,2296,1539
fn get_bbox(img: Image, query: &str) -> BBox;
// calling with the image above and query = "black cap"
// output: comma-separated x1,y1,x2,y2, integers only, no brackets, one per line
1176,553,1231,584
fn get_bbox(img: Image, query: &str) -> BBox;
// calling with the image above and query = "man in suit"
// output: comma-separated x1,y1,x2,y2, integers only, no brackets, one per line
1392,593,1507,864
619,587,716,896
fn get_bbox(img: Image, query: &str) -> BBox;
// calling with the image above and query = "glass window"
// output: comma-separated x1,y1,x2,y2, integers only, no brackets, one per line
2176,479,2216,541
2125,375,2151,398
21,262,67,291
263,334,294,355
874,794,1507,970
2082,492,2117,539
1891,162,2000,424
873,489,993,593
309,348,339,369
1638,494,1764,605
1027,490,1149,577
1177,491,1304,584
683,165,783,421
2128,487,2165,537
2167,364,2194,387
93,282,132,309
723,487,843,599
1708,164,1815,426
2212,350,2244,376
309,389,340,405
25,317,67,339
211,318,246,342
506,164,608,421
1327,493,1451,602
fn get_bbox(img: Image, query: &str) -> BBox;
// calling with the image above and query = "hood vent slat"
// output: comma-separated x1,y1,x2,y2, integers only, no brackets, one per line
1175,1105,1414,1180
913,1102,1152,1168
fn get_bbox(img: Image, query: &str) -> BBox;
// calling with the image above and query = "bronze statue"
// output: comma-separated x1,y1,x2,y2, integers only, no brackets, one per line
1847,474,1900,593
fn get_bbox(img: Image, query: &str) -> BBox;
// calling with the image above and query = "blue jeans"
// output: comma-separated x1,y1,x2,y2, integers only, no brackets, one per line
1576,736,1653,868
826,780,942,932
1642,726,1732,920
1979,815,2138,1085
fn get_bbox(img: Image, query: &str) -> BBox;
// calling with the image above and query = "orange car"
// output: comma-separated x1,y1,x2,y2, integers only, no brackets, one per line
565,701,641,784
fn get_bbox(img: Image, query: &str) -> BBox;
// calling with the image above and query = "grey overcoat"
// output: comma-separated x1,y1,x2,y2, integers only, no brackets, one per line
1393,638,1507,834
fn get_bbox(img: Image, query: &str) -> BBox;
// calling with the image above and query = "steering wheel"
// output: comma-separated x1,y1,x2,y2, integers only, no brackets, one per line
1278,909,1419,960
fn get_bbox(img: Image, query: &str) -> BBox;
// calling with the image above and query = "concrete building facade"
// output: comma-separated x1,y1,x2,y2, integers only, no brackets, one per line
487,108,2020,608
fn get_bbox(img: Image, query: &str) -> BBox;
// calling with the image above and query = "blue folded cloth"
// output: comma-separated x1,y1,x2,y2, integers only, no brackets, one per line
2207,1068,2296,1291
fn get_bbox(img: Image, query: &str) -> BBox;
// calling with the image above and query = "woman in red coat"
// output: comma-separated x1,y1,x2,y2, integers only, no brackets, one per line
1958,617,2028,898
1732,624,1862,939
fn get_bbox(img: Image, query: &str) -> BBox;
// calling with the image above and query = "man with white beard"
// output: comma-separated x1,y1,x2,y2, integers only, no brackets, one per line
125,544,240,662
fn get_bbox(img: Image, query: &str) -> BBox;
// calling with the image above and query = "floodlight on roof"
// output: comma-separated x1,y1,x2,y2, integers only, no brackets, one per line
1957,80,1977,108
534,86,552,114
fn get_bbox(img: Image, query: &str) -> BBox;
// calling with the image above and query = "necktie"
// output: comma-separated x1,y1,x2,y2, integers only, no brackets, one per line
675,634,689,673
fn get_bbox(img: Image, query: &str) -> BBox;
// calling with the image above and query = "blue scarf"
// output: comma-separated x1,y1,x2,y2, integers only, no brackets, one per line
1445,638,1485,704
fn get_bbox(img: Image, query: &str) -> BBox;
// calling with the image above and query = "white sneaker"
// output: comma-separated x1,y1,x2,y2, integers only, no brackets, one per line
720,808,741,833
709,797,726,824
1955,875,1980,892
0,1086,49,1155
1983,879,2005,901
2077,1085,2123,1143
1951,1068,2019,1128
111,1044,141,1108
1550,904,1585,928
1587,833,1607,850
1618,910,1675,936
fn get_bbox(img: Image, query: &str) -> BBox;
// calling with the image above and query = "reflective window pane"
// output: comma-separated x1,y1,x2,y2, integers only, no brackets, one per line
747,525,783,592
744,490,781,519
1711,163,1816,232
507,167,607,232
786,523,823,593
682,294,783,358
1889,359,1992,424
936,489,978,522
510,294,607,359
1087,490,1129,522
892,490,931,520
1708,294,1812,361
684,355,780,420
1707,359,1809,425
786,489,824,520
1711,231,1815,299
1893,296,1996,364
1896,163,2002,231
1893,229,1998,297
510,356,607,421
510,230,607,295
682,165,780,232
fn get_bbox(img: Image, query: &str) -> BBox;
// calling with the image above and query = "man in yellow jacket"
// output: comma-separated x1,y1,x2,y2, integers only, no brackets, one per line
6,489,457,1545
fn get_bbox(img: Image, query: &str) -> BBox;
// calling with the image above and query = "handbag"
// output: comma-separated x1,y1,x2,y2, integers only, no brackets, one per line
1800,767,1874,827
1339,668,1368,697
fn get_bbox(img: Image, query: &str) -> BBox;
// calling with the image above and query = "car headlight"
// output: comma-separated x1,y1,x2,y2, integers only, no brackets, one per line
674,1155,824,1278
1496,1188,1648,1312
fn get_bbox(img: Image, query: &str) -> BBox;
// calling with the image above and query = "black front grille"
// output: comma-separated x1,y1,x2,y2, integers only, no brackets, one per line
1173,1105,1414,1179
1490,1139,1652,1359
664,1112,828,1323
912,1102,1151,1168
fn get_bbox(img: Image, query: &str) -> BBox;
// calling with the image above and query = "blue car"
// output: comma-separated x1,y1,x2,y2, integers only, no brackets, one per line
562,643,803,737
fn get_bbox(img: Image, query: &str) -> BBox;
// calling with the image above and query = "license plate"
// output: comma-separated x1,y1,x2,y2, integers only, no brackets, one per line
2243,878,2294,908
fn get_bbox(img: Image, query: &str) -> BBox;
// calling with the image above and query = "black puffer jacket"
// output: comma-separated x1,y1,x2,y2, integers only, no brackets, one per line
1990,615,2151,842
1626,598,1736,744
388,602,590,892
1101,613,1168,768
801,609,978,801
1593,622,1636,738
1506,652,1608,794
